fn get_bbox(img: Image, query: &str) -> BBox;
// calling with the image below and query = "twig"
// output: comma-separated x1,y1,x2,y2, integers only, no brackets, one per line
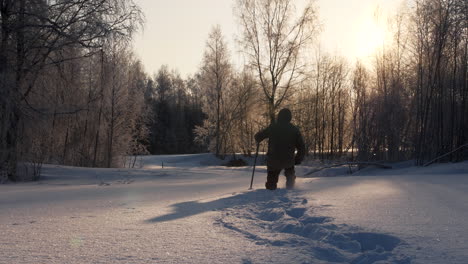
304,162,392,176
423,144,468,167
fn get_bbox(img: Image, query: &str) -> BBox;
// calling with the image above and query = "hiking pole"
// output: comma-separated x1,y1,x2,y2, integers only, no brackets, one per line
249,142,260,190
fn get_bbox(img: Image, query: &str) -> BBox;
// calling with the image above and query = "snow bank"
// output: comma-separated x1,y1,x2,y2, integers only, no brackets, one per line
1,154,467,263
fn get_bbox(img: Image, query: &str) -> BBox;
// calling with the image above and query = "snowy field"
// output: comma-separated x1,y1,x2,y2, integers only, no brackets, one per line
1,154,467,264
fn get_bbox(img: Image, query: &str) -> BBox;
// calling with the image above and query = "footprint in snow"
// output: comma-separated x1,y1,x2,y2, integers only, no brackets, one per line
217,192,411,264
285,207,306,218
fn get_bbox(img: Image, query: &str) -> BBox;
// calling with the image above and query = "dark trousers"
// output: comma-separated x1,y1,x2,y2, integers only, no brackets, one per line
265,167,296,190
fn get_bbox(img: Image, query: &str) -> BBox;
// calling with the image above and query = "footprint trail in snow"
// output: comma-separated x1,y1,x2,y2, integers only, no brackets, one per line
216,189,411,264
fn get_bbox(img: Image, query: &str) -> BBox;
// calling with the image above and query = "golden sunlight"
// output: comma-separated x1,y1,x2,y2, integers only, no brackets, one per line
351,5,391,62
354,20,387,58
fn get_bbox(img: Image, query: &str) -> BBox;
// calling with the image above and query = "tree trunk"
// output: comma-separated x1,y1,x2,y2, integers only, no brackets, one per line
1,0,25,181
93,50,105,167
0,2,12,180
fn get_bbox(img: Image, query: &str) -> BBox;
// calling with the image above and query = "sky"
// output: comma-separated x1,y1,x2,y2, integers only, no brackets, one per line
132,0,404,77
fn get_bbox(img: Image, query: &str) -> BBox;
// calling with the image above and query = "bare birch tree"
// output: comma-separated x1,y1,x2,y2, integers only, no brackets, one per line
235,0,319,124
198,25,232,157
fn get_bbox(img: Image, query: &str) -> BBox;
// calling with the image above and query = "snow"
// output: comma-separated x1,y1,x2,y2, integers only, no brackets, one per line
1,154,467,263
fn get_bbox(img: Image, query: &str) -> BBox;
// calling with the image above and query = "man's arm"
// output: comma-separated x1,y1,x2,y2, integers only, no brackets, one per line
295,129,306,165
254,126,270,143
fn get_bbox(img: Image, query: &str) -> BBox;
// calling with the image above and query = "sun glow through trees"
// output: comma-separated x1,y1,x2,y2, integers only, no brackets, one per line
352,4,392,64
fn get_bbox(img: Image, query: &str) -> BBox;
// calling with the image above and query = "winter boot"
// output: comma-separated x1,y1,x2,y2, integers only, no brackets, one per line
286,177,296,189
265,181,277,190
285,167,296,189
266,169,280,190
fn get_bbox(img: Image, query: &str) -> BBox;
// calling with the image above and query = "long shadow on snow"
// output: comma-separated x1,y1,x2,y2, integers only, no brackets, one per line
146,189,280,223
219,191,412,264
148,189,412,263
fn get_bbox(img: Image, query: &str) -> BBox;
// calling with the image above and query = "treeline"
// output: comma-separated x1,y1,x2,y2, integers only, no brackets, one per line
196,0,467,165
145,66,205,154
1,0,466,182
295,0,468,165
0,0,146,181
18,44,150,169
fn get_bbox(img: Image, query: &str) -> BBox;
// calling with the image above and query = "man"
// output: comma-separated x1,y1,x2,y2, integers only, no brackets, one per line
255,108,305,190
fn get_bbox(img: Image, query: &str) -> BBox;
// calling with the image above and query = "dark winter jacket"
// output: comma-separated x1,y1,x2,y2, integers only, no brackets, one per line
255,109,306,170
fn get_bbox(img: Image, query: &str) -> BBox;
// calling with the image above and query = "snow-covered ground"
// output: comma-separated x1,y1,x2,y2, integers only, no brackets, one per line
1,154,467,263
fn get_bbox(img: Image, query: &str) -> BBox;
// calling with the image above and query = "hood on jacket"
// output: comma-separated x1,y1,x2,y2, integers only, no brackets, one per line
277,108,292,124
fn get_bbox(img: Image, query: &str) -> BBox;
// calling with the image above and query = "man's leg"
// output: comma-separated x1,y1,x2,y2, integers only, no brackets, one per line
284,167,296,189
266,169,281,190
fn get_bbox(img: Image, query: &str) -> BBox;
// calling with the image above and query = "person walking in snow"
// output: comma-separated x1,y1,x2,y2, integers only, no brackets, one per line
255,108,306,190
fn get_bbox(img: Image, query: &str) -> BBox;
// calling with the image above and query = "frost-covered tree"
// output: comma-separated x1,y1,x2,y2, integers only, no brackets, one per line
196,25,232,157
235,0,319,124
0,0,143,180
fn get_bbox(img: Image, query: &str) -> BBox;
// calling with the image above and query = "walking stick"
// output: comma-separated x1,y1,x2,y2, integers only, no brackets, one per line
249,142,260,190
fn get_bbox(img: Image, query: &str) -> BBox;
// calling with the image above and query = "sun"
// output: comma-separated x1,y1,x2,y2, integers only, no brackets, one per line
352,7,391,63
355,22,387,58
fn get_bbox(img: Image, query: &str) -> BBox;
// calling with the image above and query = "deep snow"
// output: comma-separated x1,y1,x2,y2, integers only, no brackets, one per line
1,154,467,263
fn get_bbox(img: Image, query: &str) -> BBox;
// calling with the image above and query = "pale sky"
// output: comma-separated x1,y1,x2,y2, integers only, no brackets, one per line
133,0,404,77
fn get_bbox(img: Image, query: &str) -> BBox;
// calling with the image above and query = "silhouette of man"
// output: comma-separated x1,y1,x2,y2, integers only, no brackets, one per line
255,108,305,190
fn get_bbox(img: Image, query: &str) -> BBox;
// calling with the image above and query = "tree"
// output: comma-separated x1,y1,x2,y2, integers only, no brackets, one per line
0,0,142,180
294,53,350,159
146,67,205,155
198,25,232,157
235,0,318,124
229,70,262,157
409,0,467,164
351,62,371,162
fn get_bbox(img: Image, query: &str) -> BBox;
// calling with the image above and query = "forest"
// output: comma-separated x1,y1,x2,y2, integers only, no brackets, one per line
0,0,467,182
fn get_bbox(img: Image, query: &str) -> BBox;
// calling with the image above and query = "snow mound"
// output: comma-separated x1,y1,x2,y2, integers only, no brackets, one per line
141,153,225,168
216,190,411,264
